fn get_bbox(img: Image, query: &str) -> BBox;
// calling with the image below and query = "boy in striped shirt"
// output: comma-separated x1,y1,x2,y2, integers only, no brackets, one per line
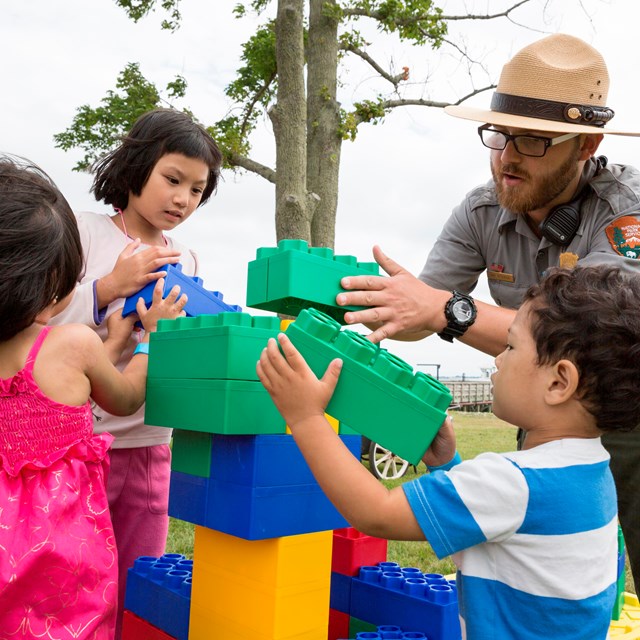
258,265,638,640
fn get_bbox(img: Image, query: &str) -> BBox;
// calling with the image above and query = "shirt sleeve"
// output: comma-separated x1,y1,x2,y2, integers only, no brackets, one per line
418,197,488,294
578,206,640,275
403,452,529,559
50,279,103,327
49,211,102,327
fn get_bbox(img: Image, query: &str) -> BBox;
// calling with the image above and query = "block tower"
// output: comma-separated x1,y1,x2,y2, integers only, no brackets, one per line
122,240,455,640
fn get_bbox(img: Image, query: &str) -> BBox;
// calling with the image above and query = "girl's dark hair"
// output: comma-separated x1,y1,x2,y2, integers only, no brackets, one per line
0,156,83,340
91,108,223,210
524,266,640,433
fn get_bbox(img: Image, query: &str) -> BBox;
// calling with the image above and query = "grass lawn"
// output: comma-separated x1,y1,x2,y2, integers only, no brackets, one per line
166,411,636,593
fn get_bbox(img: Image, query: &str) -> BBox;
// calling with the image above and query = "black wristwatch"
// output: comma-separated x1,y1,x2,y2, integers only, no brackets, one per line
437,291,477,342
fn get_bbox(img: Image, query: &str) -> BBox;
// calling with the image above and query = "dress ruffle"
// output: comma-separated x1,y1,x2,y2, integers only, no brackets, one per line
0,432,114,477
0,369,29,397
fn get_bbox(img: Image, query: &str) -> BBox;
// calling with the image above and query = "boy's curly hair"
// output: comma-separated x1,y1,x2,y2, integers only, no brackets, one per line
524,266,640,433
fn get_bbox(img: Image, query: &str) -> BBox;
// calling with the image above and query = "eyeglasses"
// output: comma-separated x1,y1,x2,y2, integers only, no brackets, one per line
478,124,581,158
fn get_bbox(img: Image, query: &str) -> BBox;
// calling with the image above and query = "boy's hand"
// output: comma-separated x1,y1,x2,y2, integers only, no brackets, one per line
421,415,457,468
136,278,187,334
98,240,182,306
257,333,343,428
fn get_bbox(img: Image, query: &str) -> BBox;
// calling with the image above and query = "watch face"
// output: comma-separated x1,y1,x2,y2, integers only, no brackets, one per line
452,299,474,323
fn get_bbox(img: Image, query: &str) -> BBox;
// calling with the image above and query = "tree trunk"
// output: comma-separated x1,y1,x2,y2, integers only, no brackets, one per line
271,0,311,242
307,0,341,249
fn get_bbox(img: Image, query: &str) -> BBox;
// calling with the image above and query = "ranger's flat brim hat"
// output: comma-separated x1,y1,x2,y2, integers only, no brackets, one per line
445,33,640,136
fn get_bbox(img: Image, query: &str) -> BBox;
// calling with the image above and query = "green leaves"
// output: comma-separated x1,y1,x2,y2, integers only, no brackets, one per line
114,0,182,31
53,63,185,171
338,98,387,141
340,0,447,46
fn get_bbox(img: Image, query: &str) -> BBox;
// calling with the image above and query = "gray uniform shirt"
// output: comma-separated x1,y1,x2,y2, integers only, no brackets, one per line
419,158,640,309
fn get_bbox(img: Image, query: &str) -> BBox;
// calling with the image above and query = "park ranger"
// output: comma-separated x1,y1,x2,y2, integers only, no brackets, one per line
337,33,640,594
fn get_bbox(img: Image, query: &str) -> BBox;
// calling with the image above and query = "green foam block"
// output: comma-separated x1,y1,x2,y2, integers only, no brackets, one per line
285,308,452,465
145,378,286,435
246,239,380,323
149,312,280,381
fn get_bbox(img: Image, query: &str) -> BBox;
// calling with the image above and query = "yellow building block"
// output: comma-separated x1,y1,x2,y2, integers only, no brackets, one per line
287,413,339,436
189,527,332,640
190,575,329,639
326,414,339,433
610,593,640,638
192,526,332,587
190,609,328,640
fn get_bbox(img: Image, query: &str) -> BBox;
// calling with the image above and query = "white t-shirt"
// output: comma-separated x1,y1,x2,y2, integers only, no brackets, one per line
51,210,198,448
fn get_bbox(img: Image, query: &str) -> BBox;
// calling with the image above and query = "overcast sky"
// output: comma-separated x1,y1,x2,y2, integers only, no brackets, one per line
2,0,639,377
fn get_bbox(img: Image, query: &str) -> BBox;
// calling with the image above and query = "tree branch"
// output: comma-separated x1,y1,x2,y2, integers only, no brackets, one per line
228,153,277,183
439,0,532,21
350,84,496,127
381,83,495,110
342,0,533,24
342,44,408,87
240,71,277,138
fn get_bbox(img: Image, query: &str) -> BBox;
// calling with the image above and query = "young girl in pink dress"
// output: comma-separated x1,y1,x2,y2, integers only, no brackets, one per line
0,156,187,639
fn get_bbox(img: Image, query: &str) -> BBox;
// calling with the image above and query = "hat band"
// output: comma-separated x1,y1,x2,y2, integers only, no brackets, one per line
490,92,615,128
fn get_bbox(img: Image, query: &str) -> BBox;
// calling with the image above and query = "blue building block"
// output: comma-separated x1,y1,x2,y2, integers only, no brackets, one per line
330,571,352,613
124,554,193,640
168,434,362,540
209,433,361,486
122,262,242,318
347,563,461,640
351,627,428,639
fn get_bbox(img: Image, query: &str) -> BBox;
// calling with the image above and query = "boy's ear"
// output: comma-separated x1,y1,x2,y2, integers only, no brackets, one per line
545,359,580,406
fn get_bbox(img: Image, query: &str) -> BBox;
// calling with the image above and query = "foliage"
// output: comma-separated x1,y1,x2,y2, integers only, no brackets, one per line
339,98,388,141
223,22,278,147
56,0,451,171
54,0,536,244
114,0,182,31
54,63,187,171
328,0,447,47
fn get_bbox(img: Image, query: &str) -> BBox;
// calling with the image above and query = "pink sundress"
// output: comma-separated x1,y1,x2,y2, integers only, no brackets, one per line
0,327,117,639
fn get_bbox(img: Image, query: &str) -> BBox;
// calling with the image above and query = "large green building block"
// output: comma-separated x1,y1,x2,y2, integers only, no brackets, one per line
285,308,452,465
349,617,378,635
148,312,281,381
246,239,380,323
171,430,212,478
613,524,626,620
145,378,286,435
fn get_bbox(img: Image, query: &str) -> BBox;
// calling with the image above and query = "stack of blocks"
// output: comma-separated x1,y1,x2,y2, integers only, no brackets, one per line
329,528,459,639
121,240,460,640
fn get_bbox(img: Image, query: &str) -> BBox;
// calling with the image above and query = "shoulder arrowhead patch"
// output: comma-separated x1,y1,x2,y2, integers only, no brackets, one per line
606,215,640,259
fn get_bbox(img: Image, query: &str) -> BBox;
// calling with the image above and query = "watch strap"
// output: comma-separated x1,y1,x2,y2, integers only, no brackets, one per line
437,325,466,343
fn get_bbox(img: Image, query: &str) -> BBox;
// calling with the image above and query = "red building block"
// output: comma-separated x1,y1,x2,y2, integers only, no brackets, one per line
328,608,351,640
332,527,388,576
122,610,176,640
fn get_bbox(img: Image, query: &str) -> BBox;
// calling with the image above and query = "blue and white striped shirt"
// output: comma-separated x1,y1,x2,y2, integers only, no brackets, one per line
403,438,617,640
